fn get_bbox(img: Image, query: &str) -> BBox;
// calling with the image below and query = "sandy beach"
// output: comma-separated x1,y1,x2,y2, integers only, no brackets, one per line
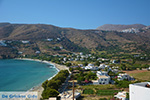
16,58,69,99
17,58,69,71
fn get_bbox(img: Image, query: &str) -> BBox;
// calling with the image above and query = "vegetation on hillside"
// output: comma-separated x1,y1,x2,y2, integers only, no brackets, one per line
42,70,69,99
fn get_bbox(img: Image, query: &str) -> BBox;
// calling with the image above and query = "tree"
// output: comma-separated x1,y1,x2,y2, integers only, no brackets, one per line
47,80,59,90
42,88,59,99
142,64,149,68
42,80,48,89
126,93,129,100
108,71,116,77
77,77,85,85
95,61,100,66
65,62,72,67
115,80,131,88
86,72,97,80
69,67,74,72
83,62,88,66
120,64,127,70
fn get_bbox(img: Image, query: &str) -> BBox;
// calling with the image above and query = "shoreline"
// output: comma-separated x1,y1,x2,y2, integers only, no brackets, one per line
16,58,69,71
15,58,69,99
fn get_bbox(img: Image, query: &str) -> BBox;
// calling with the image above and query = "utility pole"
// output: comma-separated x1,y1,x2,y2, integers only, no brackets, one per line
72,80,74,100
72,79,74,100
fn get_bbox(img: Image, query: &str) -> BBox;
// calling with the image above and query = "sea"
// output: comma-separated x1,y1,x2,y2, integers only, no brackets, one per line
0,59,58,91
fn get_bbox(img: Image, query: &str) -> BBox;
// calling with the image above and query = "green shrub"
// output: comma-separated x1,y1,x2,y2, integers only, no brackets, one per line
96,90,120,96
42,88,59,99
83,89,94,94
41,70,69,99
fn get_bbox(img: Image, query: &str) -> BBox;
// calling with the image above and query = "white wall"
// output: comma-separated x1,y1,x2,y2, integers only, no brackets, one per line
98,78,110,84
129,84,150,100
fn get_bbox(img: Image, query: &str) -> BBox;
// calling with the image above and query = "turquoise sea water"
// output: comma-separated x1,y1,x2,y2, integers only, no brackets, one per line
0,59,58,91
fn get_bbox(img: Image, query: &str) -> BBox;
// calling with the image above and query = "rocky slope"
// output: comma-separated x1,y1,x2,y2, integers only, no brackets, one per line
0,23,150,58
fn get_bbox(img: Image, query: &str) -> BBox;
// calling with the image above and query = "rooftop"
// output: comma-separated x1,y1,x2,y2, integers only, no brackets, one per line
131,82,150,88
98,75,110,79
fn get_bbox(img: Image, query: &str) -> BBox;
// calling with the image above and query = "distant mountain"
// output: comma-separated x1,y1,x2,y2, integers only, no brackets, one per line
96,24,146,31
0,23,10,27
142,26,150,30
0,23,150,58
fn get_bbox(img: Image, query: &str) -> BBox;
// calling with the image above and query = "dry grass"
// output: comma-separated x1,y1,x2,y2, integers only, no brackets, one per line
79,94,113,100
126,70,150,81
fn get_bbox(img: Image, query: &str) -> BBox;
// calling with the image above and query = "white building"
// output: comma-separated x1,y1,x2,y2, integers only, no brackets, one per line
121,28,139,33
97,75,110,84
129,82,150,100
60,90,81,100
80,52,83,55
117,73,129,81
97,71,110,84
99,64,105,69
99,64,109,69
47,38,53,41
22,40,29,44
35,51,40,54
63,57,67,61
117,73,134,81
60,46,63,49
85,64,98,71
78,64,83,67
114,91,127,100
84,66,94,70
0,40,7,46
18,51,23,54
97,71,108,76
57,38,61,41
88,63,94,66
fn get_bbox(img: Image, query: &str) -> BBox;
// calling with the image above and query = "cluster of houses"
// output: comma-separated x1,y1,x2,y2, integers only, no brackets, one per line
117,73,135,81
0,40,30,45
0,40,7,46
70,61,147,100
46,37,61,42
63,53,94,62
71,62,135,86
65,52,113,62
121,28,139,33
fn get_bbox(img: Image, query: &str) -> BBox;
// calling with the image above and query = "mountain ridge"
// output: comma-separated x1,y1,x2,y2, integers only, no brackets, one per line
96,24,146,31
0,23,150,58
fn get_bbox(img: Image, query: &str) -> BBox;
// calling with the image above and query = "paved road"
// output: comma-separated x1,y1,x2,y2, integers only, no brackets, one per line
58,73,72,93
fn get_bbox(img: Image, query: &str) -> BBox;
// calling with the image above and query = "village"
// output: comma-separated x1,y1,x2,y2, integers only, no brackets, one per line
39,52,150,100
1,39,150,100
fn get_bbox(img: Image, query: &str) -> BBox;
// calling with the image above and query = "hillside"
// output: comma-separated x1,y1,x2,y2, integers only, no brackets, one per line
96,24,146,31
0,23,150,58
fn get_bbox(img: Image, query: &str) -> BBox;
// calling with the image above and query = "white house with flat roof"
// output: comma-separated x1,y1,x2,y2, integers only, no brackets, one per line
0,40,7,46
97,71,110,84
22,40,29,44
97,75,110,84
114,91,127,100
129,82,150,100
117,73,134,81
97,71,108,76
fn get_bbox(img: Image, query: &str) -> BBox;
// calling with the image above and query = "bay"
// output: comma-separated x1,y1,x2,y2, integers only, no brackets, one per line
0,59,58,91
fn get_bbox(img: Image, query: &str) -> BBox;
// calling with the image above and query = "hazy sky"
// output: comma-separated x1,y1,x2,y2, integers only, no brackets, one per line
0,0,149,29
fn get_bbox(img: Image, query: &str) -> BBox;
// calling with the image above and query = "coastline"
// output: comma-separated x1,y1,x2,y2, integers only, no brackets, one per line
15,58,69,99
16,58,69,71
